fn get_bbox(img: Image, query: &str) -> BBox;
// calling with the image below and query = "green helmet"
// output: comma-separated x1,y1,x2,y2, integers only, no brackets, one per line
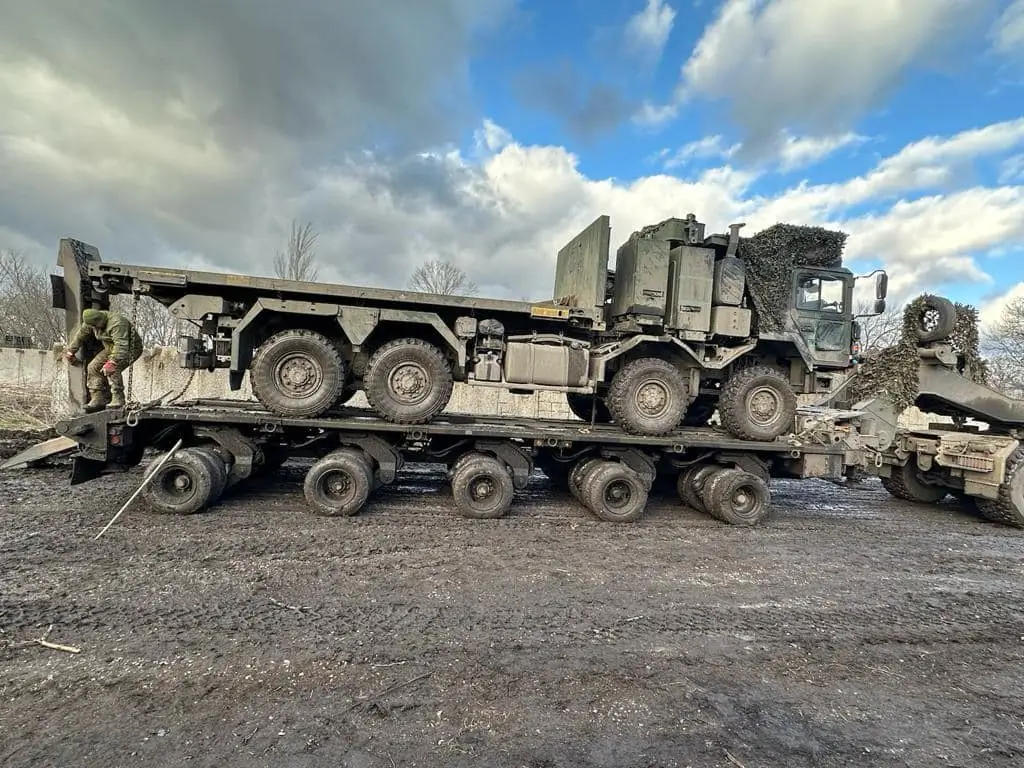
82,308,105,327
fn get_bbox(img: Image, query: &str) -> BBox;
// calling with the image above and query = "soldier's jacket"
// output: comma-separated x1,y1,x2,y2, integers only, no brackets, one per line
68,311,143,367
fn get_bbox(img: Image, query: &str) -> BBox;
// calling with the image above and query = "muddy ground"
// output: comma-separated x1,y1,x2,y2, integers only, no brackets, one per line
2,458,1023,768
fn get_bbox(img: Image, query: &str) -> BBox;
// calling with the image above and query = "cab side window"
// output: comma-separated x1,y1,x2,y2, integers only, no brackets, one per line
797,276,845,313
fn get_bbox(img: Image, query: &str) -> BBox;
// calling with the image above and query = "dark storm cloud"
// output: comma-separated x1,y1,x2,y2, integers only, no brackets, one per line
0,0,513,271
513,61,638,140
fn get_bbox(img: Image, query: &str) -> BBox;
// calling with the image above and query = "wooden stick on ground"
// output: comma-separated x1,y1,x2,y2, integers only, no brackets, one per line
7,624,81,654
95,438,184,540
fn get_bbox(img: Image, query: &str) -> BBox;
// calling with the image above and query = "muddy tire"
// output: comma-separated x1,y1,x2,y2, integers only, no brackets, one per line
880,461,948,504
682,394,716,427
303,448,374,516
143,448,216,515
976,446,1024,528
566,394,612,424
719,365,797,441
606,358,688,436
910,295,957,344
192,446,228,501
707,469,771,526
251,329,346,418
698,468,734,520
581,461,648,523
569,457,603,502
364,338,454,424
450,452,514,519
677,464,718,513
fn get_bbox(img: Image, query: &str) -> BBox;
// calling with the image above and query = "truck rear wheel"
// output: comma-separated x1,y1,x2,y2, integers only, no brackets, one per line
718,365,797,441
450,452,514,519
143,448,216,515
569,457,602,502
566,394,612,423
708,469,771,526
251,329,346,418
303,448,374,516
606,358,688,436
192,446,228,501
880,462,948,504
976,446,1024,528
581,460,648,523
364,338,454,424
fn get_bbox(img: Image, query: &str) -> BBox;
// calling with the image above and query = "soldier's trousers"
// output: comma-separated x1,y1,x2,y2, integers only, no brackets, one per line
86,348,142,398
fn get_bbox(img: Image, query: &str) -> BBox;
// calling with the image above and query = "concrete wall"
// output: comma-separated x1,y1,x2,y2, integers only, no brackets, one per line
0,345,944,429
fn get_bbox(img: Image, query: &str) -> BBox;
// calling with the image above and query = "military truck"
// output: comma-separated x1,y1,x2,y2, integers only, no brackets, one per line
51,213,886,441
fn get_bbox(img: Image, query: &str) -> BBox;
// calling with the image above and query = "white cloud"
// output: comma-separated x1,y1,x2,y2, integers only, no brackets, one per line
991,0,1024,55
640,0,984,146
1001,153,1024,183
625,0,677,62
980,282,1024,328
662,135,739,168
776,132,868,171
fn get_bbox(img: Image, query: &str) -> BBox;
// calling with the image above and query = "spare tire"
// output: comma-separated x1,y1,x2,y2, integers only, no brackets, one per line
910,296,956,344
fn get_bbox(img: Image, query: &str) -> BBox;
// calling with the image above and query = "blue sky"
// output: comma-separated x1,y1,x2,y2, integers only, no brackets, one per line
1,0,1024,319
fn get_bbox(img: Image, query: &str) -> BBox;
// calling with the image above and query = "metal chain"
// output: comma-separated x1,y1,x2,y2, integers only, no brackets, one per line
124,291,141,411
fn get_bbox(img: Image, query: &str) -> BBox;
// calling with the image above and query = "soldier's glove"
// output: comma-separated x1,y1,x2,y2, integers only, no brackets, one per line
101,360,119,375
64,350,81,366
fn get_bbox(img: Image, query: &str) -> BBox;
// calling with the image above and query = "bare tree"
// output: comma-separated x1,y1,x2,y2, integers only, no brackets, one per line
110,294,182,347
273,220,319,282
856,300,904,353
982,296,1024,397
0,249,64,348
408,259,479,296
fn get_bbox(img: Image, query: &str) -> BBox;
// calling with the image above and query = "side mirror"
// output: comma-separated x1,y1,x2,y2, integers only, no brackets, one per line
875,272,888,300
874,298,886,314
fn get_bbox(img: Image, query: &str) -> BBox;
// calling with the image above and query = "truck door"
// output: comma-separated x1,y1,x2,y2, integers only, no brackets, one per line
792,272,852,366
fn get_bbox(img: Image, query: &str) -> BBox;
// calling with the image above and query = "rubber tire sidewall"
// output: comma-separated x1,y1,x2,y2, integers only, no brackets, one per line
719,365,798,442
912,296,957,344
582,462,648,523
710,470,771,526
606,358,689,436
365,339,454,424
143,449,215,515
451,454,514,519
303,448,374,517
251,330,346,418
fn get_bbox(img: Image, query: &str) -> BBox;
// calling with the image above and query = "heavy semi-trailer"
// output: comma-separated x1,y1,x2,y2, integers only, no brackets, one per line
50,212,887,442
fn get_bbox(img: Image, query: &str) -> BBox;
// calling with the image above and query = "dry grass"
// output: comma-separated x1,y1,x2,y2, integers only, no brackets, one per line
0,385,55,431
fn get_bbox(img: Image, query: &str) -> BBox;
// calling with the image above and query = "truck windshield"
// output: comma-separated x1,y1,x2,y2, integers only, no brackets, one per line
797,276,845,313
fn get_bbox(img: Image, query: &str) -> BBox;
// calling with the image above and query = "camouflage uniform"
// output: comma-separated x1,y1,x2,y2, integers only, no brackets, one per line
66,309,143,412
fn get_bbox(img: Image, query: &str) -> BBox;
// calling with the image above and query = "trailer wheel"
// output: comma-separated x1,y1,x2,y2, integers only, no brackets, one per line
303,448,374,516
364,338,454,424
143,448,216,515
581,461,648,523
251,329,346,418
566,394,612,424
677,464,718,513
450,452,514,519
910,295,957,344
976,445,1024,528
606,357,688,436
880,462,948,504
192,446,228,501
698,468,733,520
569,457,603,502
708,469,771,526
718,365,797,441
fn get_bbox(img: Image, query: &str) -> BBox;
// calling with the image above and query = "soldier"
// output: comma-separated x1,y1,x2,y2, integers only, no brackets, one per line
64,308,144,413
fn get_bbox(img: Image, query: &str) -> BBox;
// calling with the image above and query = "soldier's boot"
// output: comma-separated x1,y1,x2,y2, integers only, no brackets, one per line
83,390,111,414
106,369,126,409
108,390,125,409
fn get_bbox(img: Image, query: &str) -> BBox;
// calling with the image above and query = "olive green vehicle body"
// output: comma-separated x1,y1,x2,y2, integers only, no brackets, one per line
50,213,884,436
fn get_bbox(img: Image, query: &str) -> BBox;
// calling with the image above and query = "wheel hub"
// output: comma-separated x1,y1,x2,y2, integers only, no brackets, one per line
470,476,495,501
323,470,353,500
747,386,782,426
635,379,670,418
604,479,632,508
275,353,323,397
389,362,429,405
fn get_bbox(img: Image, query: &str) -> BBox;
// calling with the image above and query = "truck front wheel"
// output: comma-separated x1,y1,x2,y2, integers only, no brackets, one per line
606,358,688,435
250,329,346,418
364,338,454,424
718,365,797,441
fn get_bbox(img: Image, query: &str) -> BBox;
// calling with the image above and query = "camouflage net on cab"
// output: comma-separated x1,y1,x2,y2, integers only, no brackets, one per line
736,223,848,332
846,296,987,412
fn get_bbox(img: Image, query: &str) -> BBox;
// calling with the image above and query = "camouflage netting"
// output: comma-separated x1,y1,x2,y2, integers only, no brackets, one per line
736,223,848,332
846,296,988,412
